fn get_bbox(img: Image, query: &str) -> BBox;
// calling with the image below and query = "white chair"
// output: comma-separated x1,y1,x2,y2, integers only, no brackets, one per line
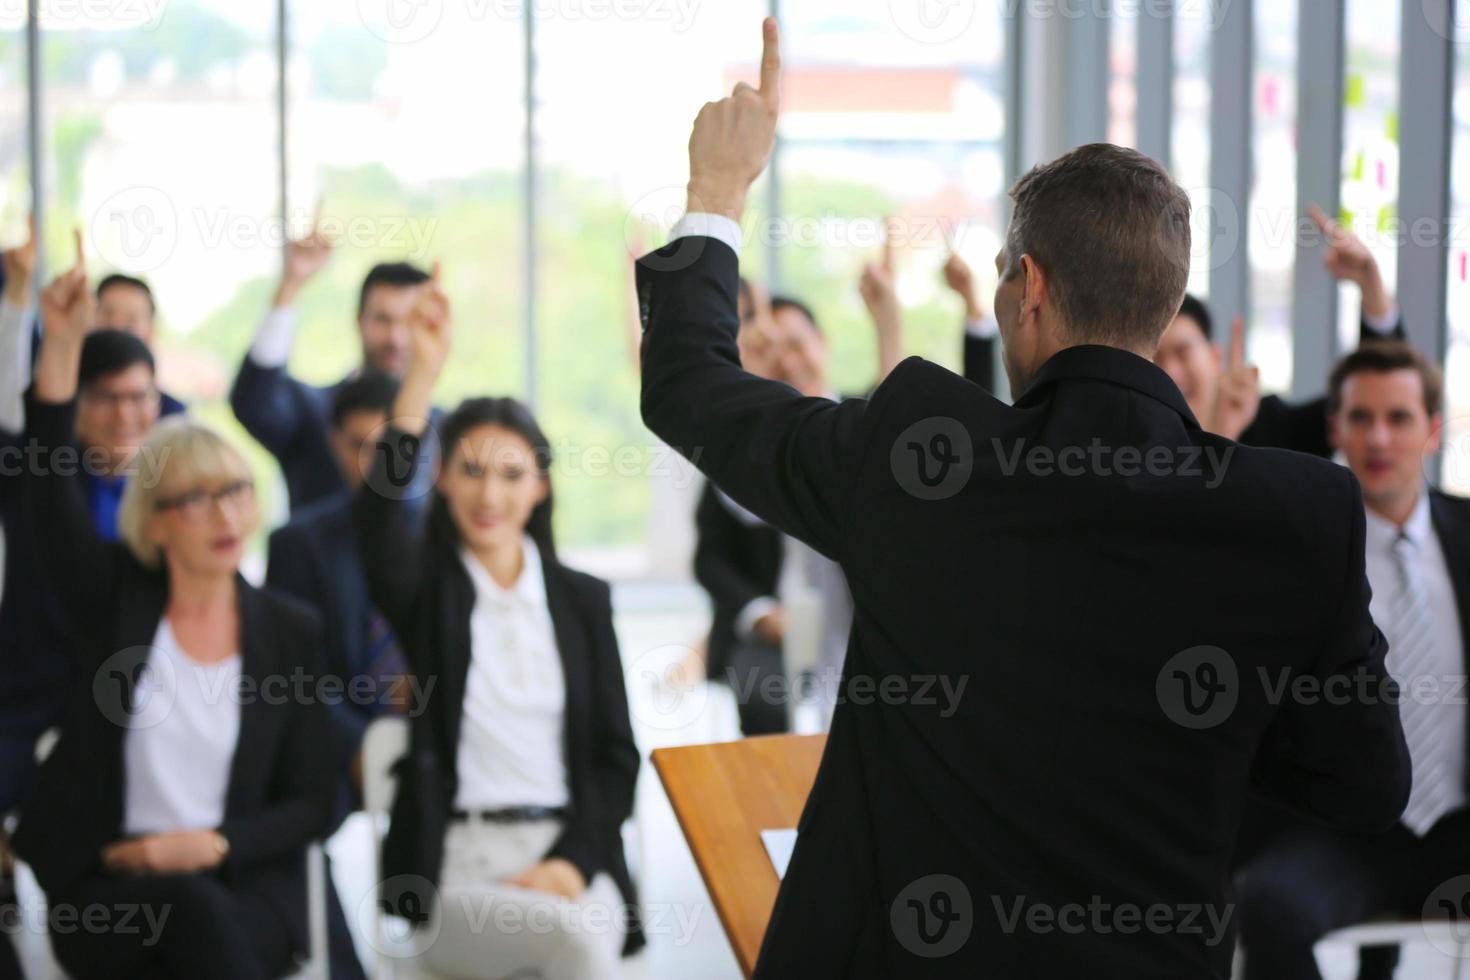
356,716,430,980
1313,920,1470,979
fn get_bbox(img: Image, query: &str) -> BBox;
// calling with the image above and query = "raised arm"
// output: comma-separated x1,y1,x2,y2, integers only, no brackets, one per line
1249,470,1412,829
229,221,334,455
943,248,998,393
0,216,37,434
638,19,870,561
352,263,447,641
28,232,121,613
1307,204,1405,342
858,221,904,384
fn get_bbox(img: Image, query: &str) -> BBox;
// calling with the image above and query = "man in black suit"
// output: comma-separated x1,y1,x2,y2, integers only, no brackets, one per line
266,371,413,785
230,220,434,512
1155,206,1403,457
1237,340,1470,980
638,20,1410,977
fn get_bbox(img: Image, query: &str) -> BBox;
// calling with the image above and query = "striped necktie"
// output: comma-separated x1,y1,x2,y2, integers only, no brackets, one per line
1388,532,1452,835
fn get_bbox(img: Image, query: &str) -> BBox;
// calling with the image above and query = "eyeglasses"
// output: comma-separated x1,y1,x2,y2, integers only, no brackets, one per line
154,480,255,519
81,387,160,412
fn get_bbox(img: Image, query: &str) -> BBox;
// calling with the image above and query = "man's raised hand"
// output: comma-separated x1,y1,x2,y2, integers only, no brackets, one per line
39,229,92,342
1209,316,1261,441
686,18,781,221
391,261,451,438
1307,203,1391,320
2,214,37,306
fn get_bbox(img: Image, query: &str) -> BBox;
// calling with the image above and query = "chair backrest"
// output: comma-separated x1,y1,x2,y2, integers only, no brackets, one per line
360,716,409,817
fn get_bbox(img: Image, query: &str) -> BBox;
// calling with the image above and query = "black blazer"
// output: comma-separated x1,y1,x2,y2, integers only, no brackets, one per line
11,395,337,954
353,427,643,953
268,491,395,749
638,236,1411,979
230,356,348,513
1238,312,1405,457
693,482,783,681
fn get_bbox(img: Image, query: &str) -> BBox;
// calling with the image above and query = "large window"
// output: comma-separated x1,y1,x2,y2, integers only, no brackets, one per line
1446,0,1470,496
0,13,25,241
1171,5,1210,298
1249,0,1298,394
39,0,282,519
1340,0,1401,349
775,1,1007,391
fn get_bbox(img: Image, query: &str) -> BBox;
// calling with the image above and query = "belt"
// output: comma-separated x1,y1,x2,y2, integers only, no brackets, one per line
448,805,567,824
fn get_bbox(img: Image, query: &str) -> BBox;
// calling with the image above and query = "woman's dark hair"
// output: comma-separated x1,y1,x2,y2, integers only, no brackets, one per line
428,396,557,563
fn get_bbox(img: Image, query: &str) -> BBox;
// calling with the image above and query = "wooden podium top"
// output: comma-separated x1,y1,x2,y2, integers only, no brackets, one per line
652,733,827,978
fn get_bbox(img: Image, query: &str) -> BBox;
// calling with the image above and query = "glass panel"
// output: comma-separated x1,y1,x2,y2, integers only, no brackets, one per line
1249,0,1297,393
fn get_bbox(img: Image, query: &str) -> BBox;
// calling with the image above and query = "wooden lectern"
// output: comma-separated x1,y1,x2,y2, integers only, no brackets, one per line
652,733,827,978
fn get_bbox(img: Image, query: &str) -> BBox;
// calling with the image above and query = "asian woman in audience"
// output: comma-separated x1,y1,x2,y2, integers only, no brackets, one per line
11,248,336,979
354,268,642,980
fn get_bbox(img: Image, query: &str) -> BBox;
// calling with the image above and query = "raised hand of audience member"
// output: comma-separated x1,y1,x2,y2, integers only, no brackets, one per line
34,229,93,403
1307,204,1392,321
1209,316,1261,441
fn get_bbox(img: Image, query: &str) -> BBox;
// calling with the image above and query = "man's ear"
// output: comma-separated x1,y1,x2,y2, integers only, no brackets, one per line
1018,254,1046,323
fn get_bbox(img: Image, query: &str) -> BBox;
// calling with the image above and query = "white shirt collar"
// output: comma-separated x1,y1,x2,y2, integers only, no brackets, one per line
1364,485,1433,552
459,535,546,608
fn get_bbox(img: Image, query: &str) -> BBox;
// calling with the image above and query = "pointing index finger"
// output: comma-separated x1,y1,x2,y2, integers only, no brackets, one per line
1227,316,1245,371
758,16,781,108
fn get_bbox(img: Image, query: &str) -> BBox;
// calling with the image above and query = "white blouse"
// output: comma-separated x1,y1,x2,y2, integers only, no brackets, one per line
454,536,570,811
123,619,241,835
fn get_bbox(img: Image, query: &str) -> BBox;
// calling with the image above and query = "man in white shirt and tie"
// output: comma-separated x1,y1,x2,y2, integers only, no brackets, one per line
1237,338,1470,980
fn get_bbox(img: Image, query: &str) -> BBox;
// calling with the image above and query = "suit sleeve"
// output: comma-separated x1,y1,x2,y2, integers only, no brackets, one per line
229,355,313,461
638,236,871,562
219,607,336,869
547,579,640,883
1248,471,1412,830
266,526,371,748
352,425,429,650
22,392,121,619
693,486,772,620
1358,307,1405,345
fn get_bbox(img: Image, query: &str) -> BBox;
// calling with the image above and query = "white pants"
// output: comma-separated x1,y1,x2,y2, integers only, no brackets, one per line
422,818,625,980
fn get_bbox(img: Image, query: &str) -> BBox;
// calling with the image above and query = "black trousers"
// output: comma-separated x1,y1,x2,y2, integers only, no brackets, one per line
723,640,789,736
1237,808,1470,980
47,872,295,980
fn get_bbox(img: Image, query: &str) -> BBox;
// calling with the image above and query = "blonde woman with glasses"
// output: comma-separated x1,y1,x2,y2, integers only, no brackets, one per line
11,245,337,980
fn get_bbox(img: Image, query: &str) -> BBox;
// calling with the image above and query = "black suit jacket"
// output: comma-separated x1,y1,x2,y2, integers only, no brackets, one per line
637,235,1411,979
268,491,399,750
693,482,783,681
1238,313,1405,457
961,330,998,394
11,395,337,954
354,428,644,953
230,356,348,512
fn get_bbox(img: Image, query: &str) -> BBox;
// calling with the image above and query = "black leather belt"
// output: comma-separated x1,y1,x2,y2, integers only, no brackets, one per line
448,805,567,824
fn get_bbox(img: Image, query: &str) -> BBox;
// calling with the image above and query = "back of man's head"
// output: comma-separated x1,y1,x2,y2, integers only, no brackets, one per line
1005,143,1192,351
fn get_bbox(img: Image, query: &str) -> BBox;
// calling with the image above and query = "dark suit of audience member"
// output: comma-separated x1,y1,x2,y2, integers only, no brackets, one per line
355,414,645,957
268,491,407,772
1,330,168,816
961,325,998,393
12,393,336,980
638,216,1410,978
231,364,349,511
693,481,786,735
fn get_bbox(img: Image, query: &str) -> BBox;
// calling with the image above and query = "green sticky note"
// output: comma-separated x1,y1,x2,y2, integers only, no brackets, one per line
1345,74,1365,109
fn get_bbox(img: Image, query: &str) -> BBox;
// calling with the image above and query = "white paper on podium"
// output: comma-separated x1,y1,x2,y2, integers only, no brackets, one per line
761,828,798,879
